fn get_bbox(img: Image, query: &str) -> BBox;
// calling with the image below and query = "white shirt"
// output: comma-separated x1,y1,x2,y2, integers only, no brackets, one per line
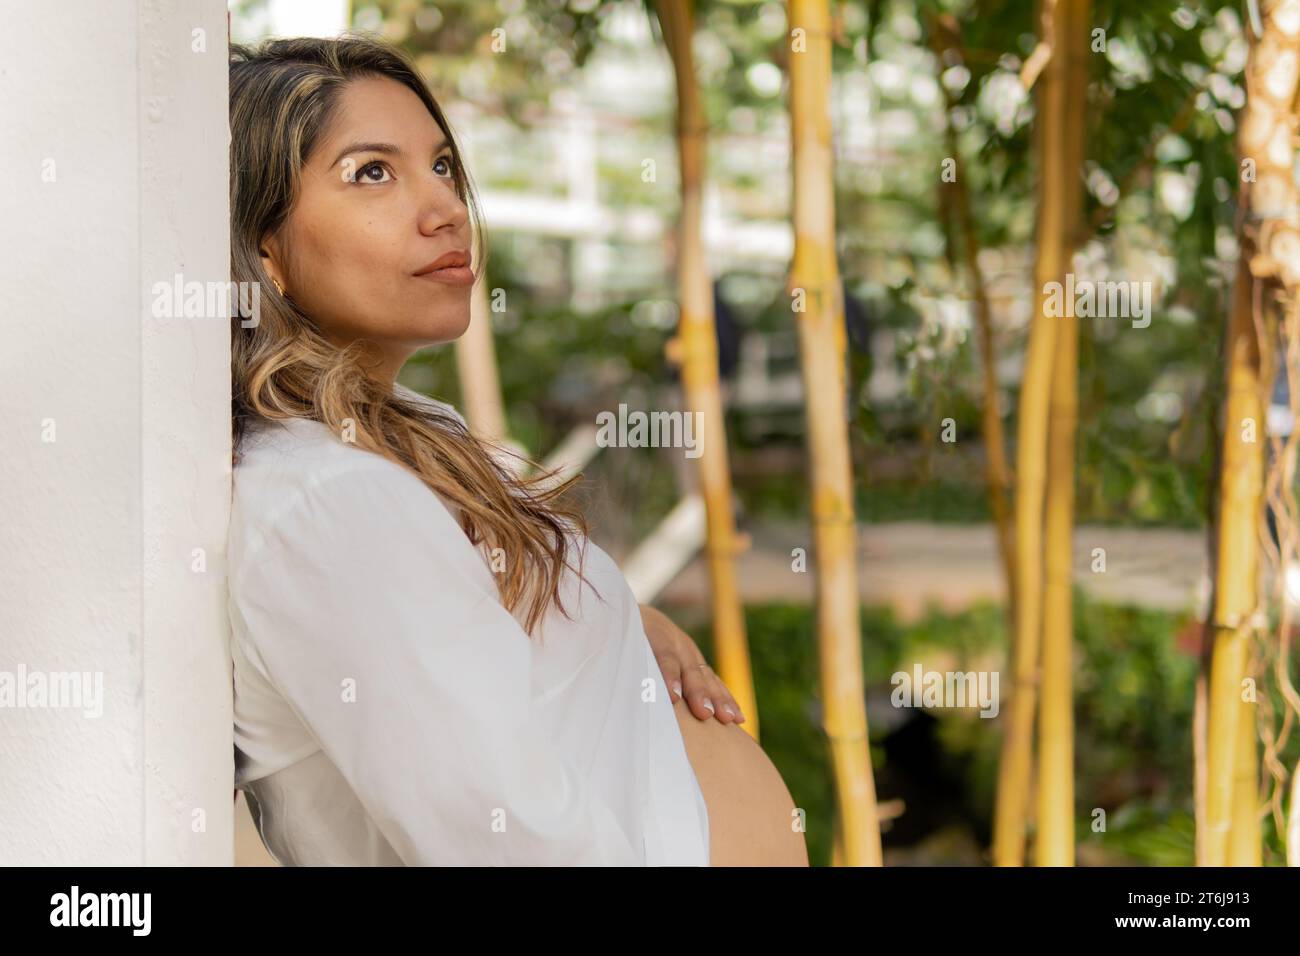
227,384,710,866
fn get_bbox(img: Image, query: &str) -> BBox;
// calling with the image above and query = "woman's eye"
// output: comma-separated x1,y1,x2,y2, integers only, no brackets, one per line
433,155,453,178
354,161,391,184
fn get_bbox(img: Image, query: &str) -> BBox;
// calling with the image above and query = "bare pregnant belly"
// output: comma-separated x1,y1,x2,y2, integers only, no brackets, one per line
672,696,809,866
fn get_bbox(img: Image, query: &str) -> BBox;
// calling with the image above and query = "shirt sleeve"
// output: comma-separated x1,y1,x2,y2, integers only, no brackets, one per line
230,458,643,866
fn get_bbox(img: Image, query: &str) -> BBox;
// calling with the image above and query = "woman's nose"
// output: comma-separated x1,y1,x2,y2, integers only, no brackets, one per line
417,175,468,236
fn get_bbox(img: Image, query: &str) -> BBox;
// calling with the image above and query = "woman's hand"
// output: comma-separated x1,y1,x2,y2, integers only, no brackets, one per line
639,605,746,725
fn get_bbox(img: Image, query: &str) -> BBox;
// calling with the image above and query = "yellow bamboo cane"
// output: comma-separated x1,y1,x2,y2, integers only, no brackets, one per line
652,0,759,740
454,263,509,442
1036,0,1089,868
927,13,1017,624
992,0,1067,867
1037,315,1077,868
1205,261,1264,866
788,0,884,867
1227,695,1261,864
1204,0,1300,866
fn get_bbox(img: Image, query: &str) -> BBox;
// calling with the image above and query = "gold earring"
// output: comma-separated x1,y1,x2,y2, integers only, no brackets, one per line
271,277,285,297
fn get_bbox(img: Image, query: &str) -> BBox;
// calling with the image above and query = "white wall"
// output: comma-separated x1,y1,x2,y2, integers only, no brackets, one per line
0,0,232,865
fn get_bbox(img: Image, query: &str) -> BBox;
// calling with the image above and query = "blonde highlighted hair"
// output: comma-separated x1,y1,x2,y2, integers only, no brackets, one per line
229,35,595,636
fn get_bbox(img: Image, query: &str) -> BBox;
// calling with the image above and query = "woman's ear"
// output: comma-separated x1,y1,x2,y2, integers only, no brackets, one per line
259,238,288,296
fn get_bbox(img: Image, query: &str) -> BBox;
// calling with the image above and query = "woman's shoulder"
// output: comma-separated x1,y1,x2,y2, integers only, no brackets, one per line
230,417,455,576
233,386,469,508
233,415,394,510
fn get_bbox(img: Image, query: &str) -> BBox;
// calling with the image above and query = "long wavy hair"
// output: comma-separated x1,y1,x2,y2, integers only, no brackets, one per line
229,35,594,637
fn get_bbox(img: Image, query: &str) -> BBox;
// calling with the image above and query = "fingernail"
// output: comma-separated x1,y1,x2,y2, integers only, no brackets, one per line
701,699,715,714
723,704,737,719
672,680,682,698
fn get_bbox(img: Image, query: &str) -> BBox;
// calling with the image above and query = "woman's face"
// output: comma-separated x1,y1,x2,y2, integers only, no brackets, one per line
260,75,475,385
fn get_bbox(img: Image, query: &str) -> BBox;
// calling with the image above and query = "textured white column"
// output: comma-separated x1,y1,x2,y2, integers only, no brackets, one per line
0,0,232,865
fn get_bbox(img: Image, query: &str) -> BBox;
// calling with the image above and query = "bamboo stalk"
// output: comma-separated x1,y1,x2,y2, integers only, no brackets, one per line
1196,665,1206,868
1037,324,1078,868
1204,0,1300,866
787,0,883,866
1289,756,1300,864
991,0,1068,867
1205,260,1264,865
926,14,1017,625
454,262,509,442
1227,695,1262,864
652,0,759,740
1035,0,1089,868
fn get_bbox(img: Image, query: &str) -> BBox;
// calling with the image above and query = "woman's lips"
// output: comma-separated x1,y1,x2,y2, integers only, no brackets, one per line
413,265,475,286
412,248,472,285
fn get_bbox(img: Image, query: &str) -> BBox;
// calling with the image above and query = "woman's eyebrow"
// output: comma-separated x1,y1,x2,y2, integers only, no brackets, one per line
330,136,450,169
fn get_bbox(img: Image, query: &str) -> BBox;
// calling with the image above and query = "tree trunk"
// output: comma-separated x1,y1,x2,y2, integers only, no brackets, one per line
787,0,884,866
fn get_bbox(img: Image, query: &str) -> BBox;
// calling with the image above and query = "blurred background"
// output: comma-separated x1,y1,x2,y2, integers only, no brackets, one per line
229,0,1297,867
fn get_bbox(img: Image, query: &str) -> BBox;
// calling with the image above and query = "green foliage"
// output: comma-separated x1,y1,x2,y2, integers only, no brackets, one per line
359,0,613,123
374,0,1252,529
673,594,1289,866
842,0,1245,527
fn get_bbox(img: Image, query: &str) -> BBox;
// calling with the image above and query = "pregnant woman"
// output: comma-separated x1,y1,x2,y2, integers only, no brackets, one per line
227,35,807,867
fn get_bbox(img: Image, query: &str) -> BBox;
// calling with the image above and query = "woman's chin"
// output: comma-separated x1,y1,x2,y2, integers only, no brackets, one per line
407,315,472,347
442,311,473,341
